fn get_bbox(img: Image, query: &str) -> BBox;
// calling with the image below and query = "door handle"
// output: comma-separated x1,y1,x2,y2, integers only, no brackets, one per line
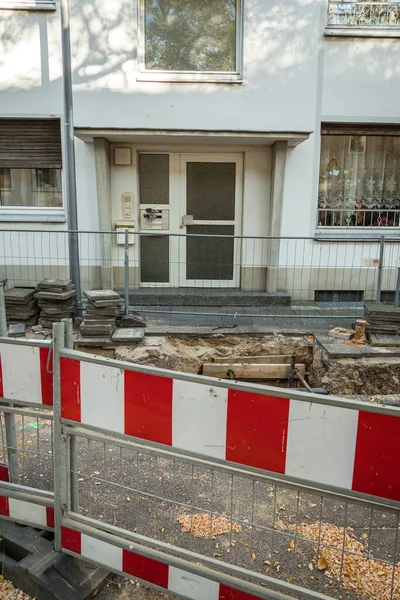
181,215,194,226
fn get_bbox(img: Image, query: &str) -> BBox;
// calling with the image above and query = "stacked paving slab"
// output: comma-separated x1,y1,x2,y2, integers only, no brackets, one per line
81,290,124,339
5,288,39,326
35,279,76,328
364,301,400,335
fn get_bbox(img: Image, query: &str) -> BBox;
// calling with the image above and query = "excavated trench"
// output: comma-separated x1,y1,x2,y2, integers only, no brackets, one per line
109,334,400,401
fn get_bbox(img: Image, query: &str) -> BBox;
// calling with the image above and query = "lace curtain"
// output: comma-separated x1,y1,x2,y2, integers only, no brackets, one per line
318,135,400,226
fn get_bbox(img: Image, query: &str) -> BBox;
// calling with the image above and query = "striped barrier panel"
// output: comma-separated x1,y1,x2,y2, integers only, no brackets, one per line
61,526,262,600
60,354,400,502
0,463,54,529
0,340,53,406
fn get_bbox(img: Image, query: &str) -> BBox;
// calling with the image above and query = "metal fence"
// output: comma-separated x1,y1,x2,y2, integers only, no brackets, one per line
0,321,399,599
54,322,400,600
327,1,400,28
0,229,399,325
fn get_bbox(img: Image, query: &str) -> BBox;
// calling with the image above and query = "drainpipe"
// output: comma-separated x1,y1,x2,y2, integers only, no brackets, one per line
60,0,82,307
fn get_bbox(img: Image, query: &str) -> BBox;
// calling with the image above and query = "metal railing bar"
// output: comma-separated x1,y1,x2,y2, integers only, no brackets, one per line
63,425,400,513
0,481,53,505
62,514,338,600
59,348,400,417
0,406,53,419
0,336,52,348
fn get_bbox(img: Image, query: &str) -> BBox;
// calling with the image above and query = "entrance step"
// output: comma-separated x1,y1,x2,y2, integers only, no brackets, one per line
0,520,107,600
127,289,291,307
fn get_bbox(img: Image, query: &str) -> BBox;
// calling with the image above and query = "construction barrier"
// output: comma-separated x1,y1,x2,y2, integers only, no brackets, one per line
60,351,400,502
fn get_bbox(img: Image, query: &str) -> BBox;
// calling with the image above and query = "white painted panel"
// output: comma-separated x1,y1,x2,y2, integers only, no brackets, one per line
285,400,359,489
81,534,122,572
168,566,219,600
0,344,41,404
80,362,124,434
172,380,228,459
9,499,46,527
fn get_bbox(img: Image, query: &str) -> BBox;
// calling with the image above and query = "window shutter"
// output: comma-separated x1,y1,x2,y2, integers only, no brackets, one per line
0,118,62,168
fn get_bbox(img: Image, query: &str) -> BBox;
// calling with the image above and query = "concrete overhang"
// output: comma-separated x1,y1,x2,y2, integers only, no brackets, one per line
75,128,311,147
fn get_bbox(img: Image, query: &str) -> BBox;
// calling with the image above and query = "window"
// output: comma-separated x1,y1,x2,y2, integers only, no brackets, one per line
318,130,400,228
139,0,242,82
0,1,56,10
0,118,63,221
326,1,400,31
0,169,62,209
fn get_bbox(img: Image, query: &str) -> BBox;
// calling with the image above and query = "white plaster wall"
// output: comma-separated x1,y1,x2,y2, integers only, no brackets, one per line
69,0,323,132
0,7,62,116
322,37,400,121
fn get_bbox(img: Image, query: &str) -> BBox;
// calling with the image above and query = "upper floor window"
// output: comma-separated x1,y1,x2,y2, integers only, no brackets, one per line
139,0,243,82
326,1,400,32
318,128,400,228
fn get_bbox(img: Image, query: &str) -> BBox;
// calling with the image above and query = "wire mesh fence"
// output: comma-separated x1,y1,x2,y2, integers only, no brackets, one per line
0,229,399,324
68,428,400,600
0,407,54,492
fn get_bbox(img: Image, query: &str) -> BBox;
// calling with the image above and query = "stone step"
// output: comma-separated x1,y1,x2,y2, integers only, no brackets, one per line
125,288,291,307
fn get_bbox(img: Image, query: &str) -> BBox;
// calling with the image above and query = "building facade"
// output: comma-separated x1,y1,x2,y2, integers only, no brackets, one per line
0,0,399,300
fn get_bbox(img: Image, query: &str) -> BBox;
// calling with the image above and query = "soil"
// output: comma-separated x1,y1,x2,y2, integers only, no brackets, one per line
312,344,400,395
115,334,314,377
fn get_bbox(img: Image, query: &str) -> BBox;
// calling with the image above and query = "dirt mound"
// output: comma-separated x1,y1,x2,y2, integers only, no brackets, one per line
115,335,314,374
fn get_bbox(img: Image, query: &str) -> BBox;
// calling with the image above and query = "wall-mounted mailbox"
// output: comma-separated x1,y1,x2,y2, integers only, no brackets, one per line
115,220,135,245
140,208,169,230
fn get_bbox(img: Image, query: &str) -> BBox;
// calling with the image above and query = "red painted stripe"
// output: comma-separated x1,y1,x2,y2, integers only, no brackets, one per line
61,526,81,554
0,464,9,482
226,390,289,473
46,507,55,529
219,584,262,599
0,496,9,517
124,371,172,446
352,411,400,501
61,358,81,422
122,549,169,588
0,355,4,399
40,348,53,406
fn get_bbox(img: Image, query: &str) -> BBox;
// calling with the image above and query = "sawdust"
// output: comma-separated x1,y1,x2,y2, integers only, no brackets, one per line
177,513,242,538
115,335,314,374
283,521,400,600
0,578,32,600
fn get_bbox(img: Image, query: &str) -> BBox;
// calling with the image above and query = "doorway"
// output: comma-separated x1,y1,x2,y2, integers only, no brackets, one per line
139,152,243,287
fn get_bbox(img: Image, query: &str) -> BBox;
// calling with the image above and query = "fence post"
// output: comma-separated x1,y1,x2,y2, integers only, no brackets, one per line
53,321,65,552
124,229,129,316
395,267,400,309
376,235,385,304
0,284,19,484
62,318,78,512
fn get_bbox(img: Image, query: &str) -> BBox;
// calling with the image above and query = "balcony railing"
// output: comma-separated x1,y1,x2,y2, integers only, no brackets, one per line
327,1,400,28
318,208,400,228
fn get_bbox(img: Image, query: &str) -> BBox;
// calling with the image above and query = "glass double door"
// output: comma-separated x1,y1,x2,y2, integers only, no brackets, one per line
139,153,242,287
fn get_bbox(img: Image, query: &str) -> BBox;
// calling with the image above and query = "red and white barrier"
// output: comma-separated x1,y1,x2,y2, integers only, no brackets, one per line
0,463,54,528
60,358,400,502
0,342,52,405
62,526,260,600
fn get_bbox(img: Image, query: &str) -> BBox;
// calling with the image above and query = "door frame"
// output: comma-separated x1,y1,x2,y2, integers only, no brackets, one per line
178,153,243,288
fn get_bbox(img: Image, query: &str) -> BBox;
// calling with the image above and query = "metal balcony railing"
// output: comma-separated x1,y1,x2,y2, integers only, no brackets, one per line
327,1,400,28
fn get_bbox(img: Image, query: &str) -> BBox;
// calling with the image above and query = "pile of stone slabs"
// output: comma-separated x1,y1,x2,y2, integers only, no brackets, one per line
5,287,39,326
35,279,76,328
77,290,145,346
79,290,123,341
364,301,400,345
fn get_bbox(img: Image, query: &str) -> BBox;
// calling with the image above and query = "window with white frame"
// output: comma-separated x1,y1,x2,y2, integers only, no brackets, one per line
139,0,242,81
0,119,63,220
318,129,400,228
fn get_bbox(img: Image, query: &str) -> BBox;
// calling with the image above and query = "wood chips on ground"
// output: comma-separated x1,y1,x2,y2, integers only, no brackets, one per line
0,577,31,600
283,521,400,600
177,513,241,538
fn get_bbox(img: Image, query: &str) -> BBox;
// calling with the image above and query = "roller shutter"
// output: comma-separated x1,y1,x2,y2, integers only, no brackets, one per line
0,118,62,168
